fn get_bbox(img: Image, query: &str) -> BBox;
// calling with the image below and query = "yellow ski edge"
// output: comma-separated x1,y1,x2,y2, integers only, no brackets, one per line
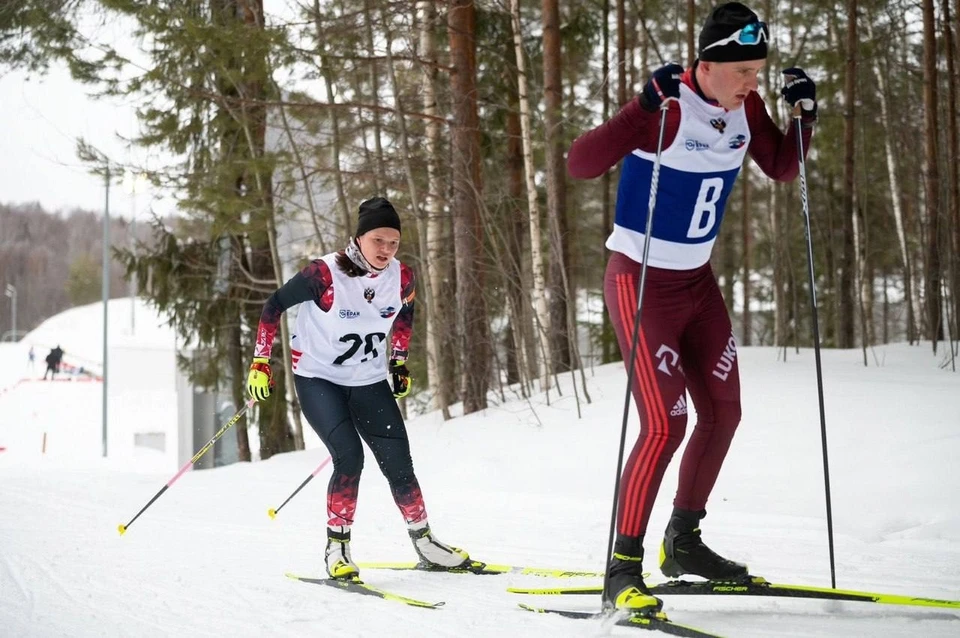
508,586,598,595
512,578,960,610
285,572,444,608
356,561,604,578
775,583,960,609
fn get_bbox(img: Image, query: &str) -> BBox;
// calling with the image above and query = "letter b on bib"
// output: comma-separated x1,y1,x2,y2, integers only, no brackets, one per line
687,177,724,239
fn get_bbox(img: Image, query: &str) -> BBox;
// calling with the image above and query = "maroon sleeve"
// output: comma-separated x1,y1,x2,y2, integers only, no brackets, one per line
744,92,814,182
390,263,415,361
567,97,681,179
254,259,334,359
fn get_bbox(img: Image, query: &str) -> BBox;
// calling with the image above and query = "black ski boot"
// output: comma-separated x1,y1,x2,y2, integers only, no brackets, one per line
659,508,748,580
603,536,662,613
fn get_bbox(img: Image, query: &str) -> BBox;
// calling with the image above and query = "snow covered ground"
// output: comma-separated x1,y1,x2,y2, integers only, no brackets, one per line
1,301,958,637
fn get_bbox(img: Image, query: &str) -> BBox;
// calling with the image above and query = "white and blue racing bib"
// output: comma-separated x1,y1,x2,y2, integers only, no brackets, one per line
291,253,402,386
606,83,751,270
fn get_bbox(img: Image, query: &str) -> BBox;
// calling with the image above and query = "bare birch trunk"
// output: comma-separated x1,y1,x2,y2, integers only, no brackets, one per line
510,0,552,390
320,71,353,237
504,35,534,390
363,0,386,194
271,78,328,254
416,0,451,417
380,3,444,415
310,1,352,238
865,16,917,343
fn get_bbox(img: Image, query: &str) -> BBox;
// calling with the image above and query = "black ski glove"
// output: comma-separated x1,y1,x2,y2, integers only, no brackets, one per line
639,63,684,112
390,359,411,399
781,67,817,120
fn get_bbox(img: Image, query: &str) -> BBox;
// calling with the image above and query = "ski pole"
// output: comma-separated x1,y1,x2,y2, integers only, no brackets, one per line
118,397,256,536
793,102,836,588
602,100,671,606
267,455,332,519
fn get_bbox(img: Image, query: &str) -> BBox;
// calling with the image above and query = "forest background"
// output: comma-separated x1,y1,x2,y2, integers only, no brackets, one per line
1,0,957,461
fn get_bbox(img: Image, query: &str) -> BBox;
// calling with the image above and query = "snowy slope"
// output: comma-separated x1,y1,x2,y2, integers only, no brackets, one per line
1,303,958,637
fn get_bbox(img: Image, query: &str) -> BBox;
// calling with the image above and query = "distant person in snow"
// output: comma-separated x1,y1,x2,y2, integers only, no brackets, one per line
567,2,817,612
43,345,65,380
247,197,472,581
28,346,35,372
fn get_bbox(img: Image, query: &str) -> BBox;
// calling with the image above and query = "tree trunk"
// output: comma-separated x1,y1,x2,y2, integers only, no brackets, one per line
382,2,444,416
211,0,295,459
626,5,637,99
229,322,251,462
771,185,786,349
686,0,695,67
542,0,572,372
853,201,869,362
941,0,960,345
363,0,386,194
720,194,736,316
922,0,944,345
617,0,626,106
865,14,917,343
318,53,353,237
448,0,489,412
417,0,452,417
601,0,616,363
741,160,752,345
510,0,551,390
504,92,531,389
839,0,858,348
763,0,785,351
504,23,533,389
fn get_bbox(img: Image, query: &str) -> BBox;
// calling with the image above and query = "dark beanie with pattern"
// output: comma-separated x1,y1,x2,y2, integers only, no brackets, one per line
356,197,401,237
698,2,768,63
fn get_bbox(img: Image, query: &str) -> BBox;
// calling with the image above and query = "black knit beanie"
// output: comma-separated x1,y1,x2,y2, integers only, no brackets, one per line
355,197,401,237
699,2,768,63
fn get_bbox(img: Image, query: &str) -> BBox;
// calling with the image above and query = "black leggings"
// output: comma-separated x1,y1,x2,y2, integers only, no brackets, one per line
294,375,426,527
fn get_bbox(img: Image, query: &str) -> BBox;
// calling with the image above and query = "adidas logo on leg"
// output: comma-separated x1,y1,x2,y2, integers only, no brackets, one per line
670,395,687,417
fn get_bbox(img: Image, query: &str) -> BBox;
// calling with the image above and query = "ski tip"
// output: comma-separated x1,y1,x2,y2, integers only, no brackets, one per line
267,508,277,519
117,524,127,536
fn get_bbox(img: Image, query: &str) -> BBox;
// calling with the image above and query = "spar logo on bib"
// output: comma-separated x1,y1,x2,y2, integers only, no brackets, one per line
339,309,361,319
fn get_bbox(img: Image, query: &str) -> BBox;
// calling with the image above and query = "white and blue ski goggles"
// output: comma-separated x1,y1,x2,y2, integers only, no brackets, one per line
702,21,769,52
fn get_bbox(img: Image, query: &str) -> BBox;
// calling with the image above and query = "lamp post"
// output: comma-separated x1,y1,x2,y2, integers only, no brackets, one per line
3,284,15,341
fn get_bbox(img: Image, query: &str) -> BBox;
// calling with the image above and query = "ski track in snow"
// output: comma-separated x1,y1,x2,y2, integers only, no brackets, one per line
1,321,959,637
